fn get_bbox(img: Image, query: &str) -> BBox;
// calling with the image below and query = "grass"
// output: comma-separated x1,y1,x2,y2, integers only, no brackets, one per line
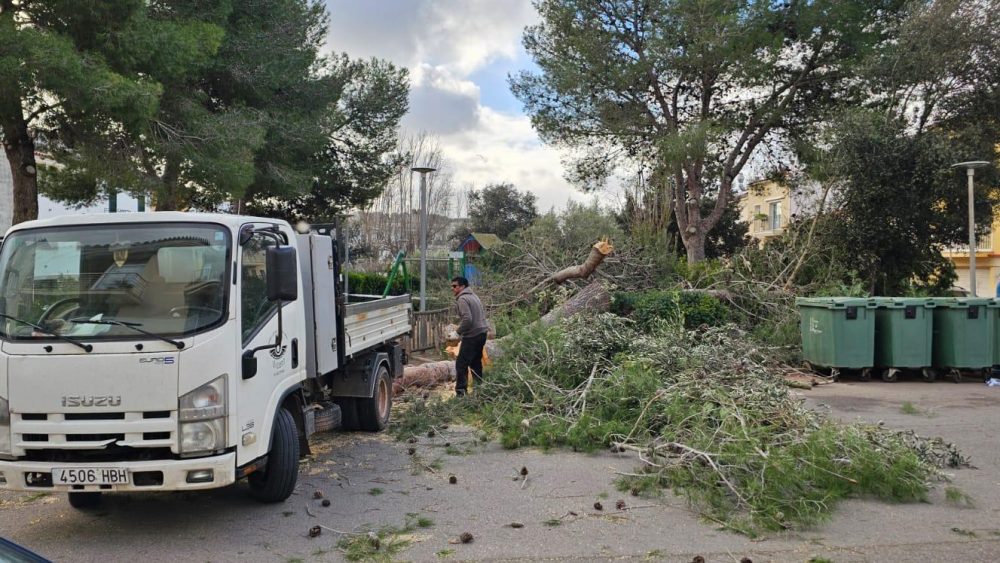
24,492,50,503
337,514,436,562
436,549,455,559
542,518,562,527
368,487,384,496
945,486,974,507
899,402,921,415
951,527,977,537
409,453,443,475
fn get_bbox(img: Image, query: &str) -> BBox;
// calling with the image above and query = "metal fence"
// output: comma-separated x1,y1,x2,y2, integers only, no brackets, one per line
406,306,452,353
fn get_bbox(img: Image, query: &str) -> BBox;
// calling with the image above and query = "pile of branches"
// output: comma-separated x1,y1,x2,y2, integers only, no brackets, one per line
465,314,968,534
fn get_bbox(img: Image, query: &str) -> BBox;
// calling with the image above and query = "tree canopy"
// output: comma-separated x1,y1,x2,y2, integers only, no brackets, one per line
29,0,408,219
465,183,539,239
793,0,1000,295
0,0,174,223
511,0,912,263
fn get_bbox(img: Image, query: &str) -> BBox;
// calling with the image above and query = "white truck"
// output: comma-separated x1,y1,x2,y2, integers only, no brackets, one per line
0,212,411,508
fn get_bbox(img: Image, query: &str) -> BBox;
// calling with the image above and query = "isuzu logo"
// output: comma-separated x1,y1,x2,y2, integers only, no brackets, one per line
62,395,122,407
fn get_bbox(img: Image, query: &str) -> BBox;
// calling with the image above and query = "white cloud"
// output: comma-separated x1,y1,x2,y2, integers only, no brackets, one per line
325,0,536,74
324,0,601,213
435,108,588,211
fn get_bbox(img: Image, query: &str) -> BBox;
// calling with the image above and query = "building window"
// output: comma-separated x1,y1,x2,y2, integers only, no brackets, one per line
753,204,762,232
769,201,782,231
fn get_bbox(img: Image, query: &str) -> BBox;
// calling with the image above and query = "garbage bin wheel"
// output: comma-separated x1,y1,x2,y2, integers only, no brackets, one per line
949,368,962,384
921,367,936,382
858,368,872,382
881,368,899,383
981,368,992,382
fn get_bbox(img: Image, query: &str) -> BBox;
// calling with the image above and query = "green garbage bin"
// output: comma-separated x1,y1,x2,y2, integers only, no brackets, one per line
932,297,992,381
988,299,1000,367
797,297,876,380
872,297,935,382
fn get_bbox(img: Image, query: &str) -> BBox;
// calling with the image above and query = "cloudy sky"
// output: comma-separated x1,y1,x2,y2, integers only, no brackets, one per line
323,0,593,214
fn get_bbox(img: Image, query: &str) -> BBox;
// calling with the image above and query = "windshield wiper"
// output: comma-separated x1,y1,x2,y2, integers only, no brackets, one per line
0,313,93,352
69,318,186,350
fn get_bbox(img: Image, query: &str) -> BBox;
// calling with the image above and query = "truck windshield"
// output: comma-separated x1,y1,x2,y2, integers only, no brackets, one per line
0,223,230,341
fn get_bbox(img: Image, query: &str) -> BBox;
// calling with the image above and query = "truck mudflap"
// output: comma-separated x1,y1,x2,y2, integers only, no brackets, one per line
0,452,236,492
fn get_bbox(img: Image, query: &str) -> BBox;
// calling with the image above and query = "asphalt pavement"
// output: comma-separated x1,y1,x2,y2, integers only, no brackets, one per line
2,378,1000,562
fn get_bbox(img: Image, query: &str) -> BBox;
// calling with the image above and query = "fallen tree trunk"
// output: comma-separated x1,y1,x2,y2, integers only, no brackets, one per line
396,280,611,394
535,239,613,289
393,360,455,395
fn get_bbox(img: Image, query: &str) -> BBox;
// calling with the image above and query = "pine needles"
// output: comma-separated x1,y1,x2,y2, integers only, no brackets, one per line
469,314,968,534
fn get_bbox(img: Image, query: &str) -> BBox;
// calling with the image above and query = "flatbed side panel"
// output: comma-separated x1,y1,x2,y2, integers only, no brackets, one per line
344,297,411,357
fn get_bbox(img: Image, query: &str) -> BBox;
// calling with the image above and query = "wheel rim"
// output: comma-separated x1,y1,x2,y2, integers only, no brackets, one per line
377,375,389,420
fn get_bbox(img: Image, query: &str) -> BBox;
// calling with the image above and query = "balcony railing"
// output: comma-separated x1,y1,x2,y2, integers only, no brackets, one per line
946,231,993,253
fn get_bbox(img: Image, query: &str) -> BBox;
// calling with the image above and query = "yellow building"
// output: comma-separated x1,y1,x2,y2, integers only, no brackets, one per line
738,180,793,244
942,217,999,297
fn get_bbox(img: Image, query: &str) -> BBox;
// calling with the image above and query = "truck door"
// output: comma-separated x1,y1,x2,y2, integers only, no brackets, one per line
236,225,304,460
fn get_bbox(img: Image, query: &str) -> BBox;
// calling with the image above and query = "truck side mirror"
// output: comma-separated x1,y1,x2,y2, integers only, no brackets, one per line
266,246,298,302
242,351,258,380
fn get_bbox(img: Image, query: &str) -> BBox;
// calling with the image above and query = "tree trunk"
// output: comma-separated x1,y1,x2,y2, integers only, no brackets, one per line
683,231,706,263
1,106,38,225
6,133,38,225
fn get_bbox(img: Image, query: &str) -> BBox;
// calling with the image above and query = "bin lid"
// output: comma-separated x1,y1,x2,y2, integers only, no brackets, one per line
870,297,936,308
932,297,992,308
795,297,875,309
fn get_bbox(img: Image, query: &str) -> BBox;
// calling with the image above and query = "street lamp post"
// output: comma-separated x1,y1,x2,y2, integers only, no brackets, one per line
952,161,991,296
411,166,436,312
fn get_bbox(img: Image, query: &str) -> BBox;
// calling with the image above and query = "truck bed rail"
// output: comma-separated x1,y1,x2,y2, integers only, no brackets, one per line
343,294,411,358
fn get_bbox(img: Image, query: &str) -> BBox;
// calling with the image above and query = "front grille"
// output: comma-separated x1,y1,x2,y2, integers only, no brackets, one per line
13,410,177,453
23,446,175,463
67,433,125,442
65,413,125,421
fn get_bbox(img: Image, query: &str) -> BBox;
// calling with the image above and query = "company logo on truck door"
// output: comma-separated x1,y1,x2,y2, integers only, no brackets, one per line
139,356,176,365
62,395,122,407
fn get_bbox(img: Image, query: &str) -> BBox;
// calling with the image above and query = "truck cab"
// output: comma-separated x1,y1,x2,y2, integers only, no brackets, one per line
0,213,409,507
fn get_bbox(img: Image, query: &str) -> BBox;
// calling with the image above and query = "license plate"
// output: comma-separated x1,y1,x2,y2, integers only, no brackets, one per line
52,468,129,486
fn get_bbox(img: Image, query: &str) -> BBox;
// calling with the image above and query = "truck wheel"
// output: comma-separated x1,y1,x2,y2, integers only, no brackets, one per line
357,364,392,432
248,408,299,503
68,492,102,509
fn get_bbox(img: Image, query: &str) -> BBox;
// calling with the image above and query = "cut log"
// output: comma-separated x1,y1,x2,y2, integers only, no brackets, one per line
394,360,456,395
519,239,614,298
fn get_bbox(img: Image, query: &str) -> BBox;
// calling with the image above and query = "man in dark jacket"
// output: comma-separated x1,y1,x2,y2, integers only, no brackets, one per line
451,276,489,396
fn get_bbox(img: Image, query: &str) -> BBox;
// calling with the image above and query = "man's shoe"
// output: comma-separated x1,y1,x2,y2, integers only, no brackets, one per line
455,389,467,397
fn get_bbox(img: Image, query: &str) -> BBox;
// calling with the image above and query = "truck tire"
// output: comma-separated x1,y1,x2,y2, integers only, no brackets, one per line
68,492,102,509
357,364,392,431
248,407,299,503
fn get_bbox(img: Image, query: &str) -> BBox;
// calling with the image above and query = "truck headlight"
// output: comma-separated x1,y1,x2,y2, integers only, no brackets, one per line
0,397,9,455
180,418,226,454
179,376,227,421
178,377,227,455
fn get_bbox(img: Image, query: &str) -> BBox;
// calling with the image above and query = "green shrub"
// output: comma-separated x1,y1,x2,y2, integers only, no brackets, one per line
677,292,729,328
613,290,728,330
348,271,407,295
